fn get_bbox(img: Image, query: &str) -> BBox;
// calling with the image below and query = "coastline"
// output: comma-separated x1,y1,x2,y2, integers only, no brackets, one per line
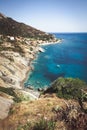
20,53,38,89
22,39,62,89
20,45,42,89
0,37,62,90
20,66,31,89
38,39,62,46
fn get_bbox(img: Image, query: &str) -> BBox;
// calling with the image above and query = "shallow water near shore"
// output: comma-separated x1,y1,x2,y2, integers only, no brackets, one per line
24,33,87,89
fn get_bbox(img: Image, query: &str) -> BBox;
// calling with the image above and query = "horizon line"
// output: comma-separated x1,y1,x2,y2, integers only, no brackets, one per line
48,32,87,33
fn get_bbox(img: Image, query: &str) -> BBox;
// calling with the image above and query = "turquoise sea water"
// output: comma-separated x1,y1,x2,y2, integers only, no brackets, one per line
24,33,87,89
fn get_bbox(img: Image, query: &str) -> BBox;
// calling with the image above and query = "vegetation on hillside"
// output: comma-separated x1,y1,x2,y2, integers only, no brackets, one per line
17,117,56,130
15,77,87,130
45,77,87,113
0,86,30,102
0,13,55,41
0,77,87,130
45,77,86,99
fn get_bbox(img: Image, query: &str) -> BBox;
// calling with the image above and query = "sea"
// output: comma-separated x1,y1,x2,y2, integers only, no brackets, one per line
24,33,87,89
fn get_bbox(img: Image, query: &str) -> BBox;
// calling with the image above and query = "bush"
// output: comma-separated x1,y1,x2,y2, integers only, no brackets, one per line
30,47,33,51
33,118,55,130
0,39,3,44
53,104,87,130
0,87,29,103
45,77,86,100
67,113,87,130
17,118,56,130
17,122,31,130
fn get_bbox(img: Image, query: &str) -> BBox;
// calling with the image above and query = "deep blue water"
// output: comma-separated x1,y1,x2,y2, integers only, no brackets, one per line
24,33,87,89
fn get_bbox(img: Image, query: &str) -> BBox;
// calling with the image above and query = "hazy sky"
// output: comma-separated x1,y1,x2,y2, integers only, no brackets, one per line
0,0,87,32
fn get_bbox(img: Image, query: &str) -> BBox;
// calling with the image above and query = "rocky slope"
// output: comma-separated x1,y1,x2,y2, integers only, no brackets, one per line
0,13,58,120
0,34,40,120
0,93,87,130
0,78,86,130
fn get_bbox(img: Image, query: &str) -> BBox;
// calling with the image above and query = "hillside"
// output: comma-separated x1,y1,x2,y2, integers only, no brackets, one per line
0,13,55,40
0,86,87,130
0,12,58,121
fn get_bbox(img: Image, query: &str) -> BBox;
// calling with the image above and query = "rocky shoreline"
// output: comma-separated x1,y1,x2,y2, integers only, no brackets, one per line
21,39,61,89
0,35,59,119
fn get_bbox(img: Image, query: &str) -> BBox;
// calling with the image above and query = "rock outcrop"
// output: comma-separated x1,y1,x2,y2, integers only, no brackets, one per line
0,96,13,120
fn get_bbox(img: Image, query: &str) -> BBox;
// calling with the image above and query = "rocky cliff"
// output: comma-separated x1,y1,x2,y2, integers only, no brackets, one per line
0,13,58,120
0,34,41,120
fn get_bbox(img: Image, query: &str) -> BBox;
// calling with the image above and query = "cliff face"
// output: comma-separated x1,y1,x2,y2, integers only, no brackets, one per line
0,36,34,88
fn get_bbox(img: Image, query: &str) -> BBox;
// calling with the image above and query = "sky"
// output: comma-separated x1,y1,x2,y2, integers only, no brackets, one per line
0,0,87,32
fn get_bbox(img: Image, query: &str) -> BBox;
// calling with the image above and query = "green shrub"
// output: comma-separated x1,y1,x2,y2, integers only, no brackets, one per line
17,122,31,130
9,107,15,115
17,118,55,130
0,87,29,103
33,118,55,130
0,39,3,44
16,93,30,102
45,77,86,100
30,47,33,51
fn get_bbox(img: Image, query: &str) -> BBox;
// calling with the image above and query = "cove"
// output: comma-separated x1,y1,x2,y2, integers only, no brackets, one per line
24,33,87,89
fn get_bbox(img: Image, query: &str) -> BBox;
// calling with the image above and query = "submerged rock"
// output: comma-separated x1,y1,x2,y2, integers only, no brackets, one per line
26,86,34,90
38,88,43,91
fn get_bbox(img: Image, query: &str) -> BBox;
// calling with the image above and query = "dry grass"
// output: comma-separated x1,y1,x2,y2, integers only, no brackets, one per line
0,94,80,130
